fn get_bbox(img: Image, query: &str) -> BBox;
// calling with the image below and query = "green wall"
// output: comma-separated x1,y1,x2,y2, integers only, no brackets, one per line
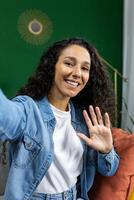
0,0,123,108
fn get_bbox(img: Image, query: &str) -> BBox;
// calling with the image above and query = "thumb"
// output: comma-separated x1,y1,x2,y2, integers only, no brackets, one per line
77,133,92,146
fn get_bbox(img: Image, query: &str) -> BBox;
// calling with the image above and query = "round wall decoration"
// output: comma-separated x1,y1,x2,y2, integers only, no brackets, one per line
18,9,53,45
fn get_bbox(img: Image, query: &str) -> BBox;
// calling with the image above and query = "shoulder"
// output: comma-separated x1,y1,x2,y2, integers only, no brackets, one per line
12,95,33,103
12,95,38,113
12,95,37,106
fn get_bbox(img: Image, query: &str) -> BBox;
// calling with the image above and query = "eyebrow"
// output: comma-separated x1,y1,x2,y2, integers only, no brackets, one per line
64,56,91,65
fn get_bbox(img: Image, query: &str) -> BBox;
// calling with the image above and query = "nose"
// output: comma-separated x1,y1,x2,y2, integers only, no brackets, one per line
72,66,81,78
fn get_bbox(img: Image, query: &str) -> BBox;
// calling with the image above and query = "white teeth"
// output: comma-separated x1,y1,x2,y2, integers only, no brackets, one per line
66,80,79,87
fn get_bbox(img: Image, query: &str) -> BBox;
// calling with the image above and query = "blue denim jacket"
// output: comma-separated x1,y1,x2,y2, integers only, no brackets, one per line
0,90,119,200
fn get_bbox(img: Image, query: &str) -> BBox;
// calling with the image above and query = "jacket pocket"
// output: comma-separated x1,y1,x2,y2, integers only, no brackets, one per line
13,135,41,168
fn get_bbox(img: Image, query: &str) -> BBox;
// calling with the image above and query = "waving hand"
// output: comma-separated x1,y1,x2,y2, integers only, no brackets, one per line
78,106,113,154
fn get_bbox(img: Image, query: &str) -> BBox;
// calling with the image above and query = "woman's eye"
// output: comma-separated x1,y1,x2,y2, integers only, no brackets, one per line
82,66,90,71
65,62,73,66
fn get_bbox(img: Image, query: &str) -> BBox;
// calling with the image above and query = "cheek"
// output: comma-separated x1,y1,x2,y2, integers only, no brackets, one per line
54,69,63,81
83,73,90,85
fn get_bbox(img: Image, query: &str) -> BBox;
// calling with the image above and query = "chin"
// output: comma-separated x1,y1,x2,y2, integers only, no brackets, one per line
61,88,81,98
67,91,79,98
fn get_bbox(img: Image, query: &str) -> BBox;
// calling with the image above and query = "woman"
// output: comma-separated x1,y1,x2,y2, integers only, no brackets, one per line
0,37,119,200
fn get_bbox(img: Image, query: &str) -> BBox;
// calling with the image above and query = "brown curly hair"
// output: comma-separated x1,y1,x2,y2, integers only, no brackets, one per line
17,37,116,126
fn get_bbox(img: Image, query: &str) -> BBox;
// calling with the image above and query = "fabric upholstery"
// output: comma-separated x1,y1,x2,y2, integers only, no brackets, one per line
89,128,134,200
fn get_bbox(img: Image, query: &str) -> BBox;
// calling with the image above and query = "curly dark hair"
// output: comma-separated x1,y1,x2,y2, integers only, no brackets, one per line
17,37,116,126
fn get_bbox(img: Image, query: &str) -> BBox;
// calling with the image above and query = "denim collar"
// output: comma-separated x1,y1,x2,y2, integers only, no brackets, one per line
36,96,80,125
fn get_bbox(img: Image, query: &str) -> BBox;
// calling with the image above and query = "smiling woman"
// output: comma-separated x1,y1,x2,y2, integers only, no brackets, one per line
0,37,119,200
48,45,91,110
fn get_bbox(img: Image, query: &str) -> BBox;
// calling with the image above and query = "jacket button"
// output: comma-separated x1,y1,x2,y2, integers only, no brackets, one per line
26,142,33,149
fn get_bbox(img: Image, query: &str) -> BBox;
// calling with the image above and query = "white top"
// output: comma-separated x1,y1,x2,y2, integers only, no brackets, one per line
36,103,84,194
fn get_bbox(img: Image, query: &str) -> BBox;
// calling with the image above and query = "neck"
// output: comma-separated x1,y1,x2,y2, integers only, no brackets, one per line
47,94,70,111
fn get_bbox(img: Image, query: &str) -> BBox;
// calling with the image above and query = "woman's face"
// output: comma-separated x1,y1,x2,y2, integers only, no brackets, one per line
49,44,91,100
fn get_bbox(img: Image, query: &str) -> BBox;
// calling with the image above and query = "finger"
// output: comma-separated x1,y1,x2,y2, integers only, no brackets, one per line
89,105,98,125
95,107,104,125
83,110,92,130
104,112,110,128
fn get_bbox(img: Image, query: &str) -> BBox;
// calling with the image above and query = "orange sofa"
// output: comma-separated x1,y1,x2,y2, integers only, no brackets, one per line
89,128,134,200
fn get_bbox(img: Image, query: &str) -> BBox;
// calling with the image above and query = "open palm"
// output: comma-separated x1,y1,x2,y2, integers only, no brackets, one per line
78,106,113,153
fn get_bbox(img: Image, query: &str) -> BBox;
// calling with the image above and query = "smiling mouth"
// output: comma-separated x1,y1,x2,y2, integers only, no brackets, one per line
65,79,79,88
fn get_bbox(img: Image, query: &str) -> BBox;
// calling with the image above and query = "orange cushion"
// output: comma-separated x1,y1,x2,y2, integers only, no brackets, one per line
127,176,134,200
89,128,134,200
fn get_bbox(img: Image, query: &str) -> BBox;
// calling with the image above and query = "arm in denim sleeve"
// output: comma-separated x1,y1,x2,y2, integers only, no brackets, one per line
0,89,27,141
97,148,120,176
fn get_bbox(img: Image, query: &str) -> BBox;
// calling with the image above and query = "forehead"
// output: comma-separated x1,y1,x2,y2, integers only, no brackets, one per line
59,44,91,62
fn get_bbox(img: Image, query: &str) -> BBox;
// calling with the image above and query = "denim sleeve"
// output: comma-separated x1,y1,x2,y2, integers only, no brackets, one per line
97,148,120,176
0,89,27,141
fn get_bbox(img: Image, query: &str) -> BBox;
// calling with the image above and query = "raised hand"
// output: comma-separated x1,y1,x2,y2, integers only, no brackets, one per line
78,105,113,153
